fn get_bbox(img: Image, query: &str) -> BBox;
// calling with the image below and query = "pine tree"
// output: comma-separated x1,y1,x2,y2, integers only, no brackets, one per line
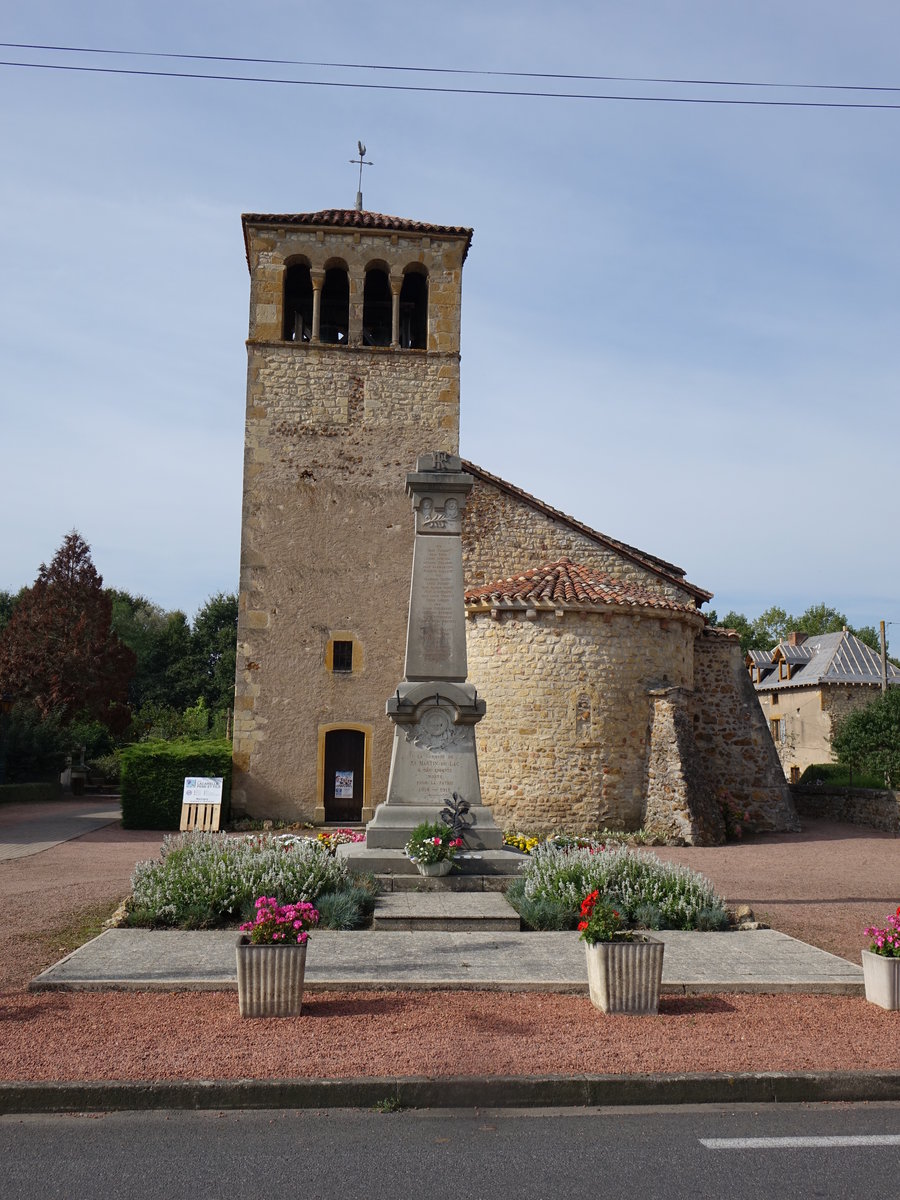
0,531,135,732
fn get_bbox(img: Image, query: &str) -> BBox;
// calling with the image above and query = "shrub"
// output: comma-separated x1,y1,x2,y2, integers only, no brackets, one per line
799,762,886,790
832,688,900,787
505,879,578,931
119,739,232,829
128,832,351,928
515,842,727,931
0,781,61,804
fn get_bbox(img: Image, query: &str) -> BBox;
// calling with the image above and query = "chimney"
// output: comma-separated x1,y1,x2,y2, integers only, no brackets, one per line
788,631,808,646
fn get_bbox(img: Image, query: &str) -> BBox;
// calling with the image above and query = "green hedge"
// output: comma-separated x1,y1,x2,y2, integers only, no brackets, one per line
798,763,886,790
0,781,62,804
120,739,232,830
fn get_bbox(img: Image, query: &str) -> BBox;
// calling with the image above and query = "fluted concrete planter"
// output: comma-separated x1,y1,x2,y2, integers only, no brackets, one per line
585,935,664,1015
236,937,308,1018
862,950,900,1010
416,860,454,877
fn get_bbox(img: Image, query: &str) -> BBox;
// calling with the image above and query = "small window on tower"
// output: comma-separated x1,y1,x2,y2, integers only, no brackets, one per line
332,641,353,673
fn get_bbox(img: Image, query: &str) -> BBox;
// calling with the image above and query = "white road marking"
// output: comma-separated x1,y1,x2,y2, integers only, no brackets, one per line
701,1135,900,1150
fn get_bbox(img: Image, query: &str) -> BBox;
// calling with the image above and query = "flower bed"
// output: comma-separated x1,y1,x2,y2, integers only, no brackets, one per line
507,841,728,932
127,831,376,929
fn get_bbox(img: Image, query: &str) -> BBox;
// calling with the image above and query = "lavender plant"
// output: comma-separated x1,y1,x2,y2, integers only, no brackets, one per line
516,842,726,931
129,832,351,928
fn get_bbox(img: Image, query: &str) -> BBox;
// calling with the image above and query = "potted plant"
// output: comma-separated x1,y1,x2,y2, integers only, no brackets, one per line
579,890,664,1015
235,895,320,1018
404,821,464,877
861,907,900,1009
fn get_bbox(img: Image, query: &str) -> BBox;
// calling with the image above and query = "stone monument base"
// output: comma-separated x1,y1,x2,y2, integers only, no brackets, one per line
364,801,505,850
336,842,525,879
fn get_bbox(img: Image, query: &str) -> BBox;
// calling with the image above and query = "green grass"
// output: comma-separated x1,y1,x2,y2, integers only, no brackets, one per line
22,899,122,960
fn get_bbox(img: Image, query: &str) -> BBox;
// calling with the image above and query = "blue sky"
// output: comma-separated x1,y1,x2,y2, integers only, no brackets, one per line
1,2,898,635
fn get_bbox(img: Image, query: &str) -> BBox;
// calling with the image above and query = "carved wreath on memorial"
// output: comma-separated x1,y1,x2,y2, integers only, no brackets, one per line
405,706,467,751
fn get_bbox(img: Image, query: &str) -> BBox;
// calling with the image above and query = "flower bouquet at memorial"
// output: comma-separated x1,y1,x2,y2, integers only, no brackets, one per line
861,907,900,1009
578,889,664,1015
404,821,465,877
235,896,320,1018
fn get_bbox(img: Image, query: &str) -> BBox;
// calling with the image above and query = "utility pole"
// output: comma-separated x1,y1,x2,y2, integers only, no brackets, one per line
880,620,888,693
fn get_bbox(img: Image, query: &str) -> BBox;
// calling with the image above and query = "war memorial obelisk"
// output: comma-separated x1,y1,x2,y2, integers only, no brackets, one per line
342,452,514,875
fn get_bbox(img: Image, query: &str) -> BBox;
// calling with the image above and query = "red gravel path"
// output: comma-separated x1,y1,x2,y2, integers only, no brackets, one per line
1,807,899,1083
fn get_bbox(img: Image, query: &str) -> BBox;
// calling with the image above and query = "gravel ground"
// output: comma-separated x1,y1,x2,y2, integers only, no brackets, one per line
1,806,899,1084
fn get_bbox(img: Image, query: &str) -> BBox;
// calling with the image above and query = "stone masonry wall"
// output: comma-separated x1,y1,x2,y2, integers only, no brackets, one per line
643,688,725,845
791,784,900,834
690,630,798,831
465,606,698,832
463,478,694,604
234,221,468,819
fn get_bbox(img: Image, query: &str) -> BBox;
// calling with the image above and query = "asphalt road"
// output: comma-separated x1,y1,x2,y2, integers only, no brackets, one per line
3,1103,900,1200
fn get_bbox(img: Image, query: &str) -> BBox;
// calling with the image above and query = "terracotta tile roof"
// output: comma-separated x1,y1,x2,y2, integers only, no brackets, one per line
242,209,473,250
462,460,713,605
465,559,704,618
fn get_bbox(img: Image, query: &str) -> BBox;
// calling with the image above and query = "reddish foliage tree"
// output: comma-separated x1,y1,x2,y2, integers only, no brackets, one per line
0,532,136,733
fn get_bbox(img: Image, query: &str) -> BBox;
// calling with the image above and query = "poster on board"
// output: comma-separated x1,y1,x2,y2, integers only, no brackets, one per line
334,770,354,799
183,777,224,805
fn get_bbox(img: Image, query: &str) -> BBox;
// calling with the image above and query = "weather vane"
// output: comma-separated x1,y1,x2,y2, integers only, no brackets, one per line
350,141,372,212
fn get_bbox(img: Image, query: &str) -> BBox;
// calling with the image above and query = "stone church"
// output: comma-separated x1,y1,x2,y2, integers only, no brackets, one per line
232,207,796,845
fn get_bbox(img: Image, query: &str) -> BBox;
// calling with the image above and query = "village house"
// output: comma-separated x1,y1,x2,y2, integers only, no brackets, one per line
749,629,900,780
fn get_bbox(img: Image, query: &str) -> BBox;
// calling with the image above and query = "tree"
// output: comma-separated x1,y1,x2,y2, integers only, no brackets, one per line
752,606,790,648
109,590,194,709
190,592,238,714
0,589,23,635
717,610,766,655
791,603,848,637
0,532,135,733
832,688,900,787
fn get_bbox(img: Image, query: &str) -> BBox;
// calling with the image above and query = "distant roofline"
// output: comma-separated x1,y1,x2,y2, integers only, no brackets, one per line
462,460,713,605
242,209,474,266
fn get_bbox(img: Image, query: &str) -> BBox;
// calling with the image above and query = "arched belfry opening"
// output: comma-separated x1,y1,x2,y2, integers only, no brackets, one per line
363,266,392,346
320,265,350,344
399,269,428,349
282,261,313,342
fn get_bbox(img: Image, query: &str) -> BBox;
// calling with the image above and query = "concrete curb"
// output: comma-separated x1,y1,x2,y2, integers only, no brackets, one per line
4,1070,900,1114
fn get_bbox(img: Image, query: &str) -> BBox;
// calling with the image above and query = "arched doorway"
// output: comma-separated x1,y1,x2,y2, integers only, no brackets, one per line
322,728,366,822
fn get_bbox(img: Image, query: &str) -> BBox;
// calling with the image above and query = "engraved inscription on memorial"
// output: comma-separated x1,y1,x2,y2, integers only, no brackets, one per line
417,539,457,634
410,748,462,797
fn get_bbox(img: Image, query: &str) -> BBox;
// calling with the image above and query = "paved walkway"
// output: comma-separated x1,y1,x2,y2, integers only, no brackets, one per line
31,925,863,994
0,801,120,862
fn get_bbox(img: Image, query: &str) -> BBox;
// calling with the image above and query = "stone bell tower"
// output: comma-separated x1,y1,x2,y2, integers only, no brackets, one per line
233,209,473,822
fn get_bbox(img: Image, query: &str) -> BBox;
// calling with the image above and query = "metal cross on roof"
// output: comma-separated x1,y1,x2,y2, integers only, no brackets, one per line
350,141,373,212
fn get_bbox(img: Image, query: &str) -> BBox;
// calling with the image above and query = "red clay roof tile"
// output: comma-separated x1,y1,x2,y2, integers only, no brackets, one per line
465,558,704,617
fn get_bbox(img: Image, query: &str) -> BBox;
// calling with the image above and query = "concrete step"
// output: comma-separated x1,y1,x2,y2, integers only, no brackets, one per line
372,892,521,932
376,873,513,892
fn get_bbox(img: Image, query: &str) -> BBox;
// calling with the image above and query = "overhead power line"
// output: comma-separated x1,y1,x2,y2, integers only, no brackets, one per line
3,41,900,94
3,54,900,109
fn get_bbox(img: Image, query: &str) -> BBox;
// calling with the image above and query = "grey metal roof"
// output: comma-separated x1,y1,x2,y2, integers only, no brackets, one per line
754,630,900,691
